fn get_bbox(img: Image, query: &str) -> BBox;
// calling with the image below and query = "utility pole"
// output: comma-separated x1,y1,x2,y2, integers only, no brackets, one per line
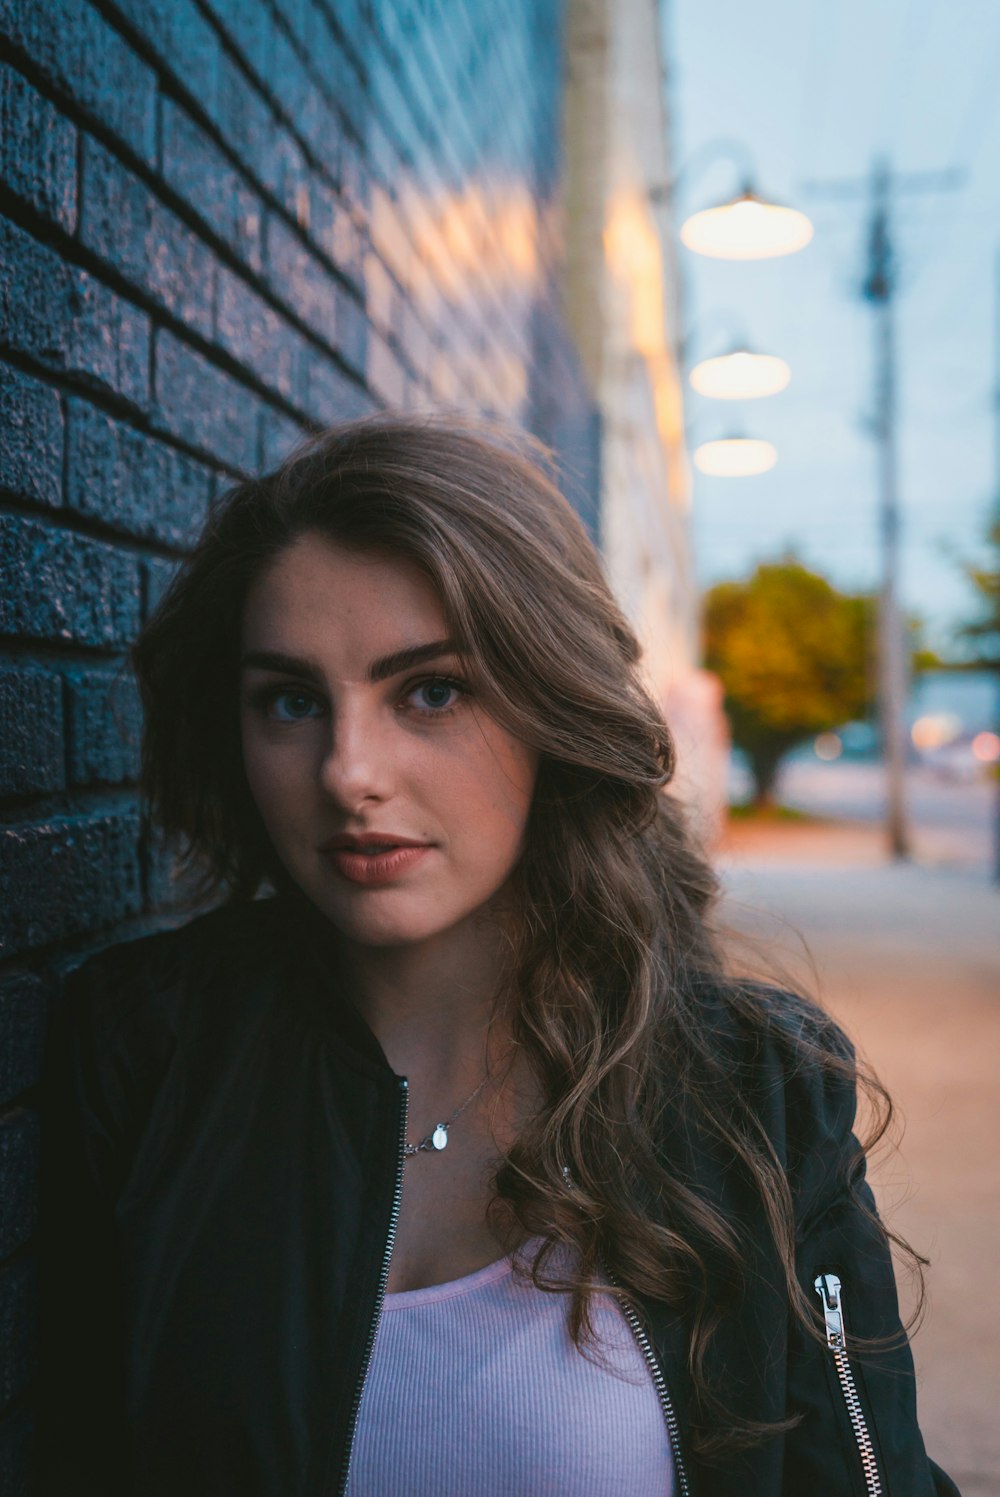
863,161,908,858
803,162,962,861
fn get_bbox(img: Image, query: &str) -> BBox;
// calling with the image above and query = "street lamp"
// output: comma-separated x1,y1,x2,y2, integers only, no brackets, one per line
689,346,791,399
681,187,813,261
693,436,777,477
650,141,813,261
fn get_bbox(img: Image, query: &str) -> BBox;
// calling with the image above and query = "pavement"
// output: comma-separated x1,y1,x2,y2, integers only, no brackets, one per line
730,756,997,875
715,803,1000,1494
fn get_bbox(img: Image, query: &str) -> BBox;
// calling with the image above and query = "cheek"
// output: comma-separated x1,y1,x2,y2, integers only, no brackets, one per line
240,720,306,821
445,733,536,854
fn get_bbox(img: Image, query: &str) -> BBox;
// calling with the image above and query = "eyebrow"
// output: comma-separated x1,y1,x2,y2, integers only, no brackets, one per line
240,639,460,685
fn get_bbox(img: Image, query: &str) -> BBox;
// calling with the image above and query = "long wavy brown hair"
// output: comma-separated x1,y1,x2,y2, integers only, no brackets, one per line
131,413,923,1460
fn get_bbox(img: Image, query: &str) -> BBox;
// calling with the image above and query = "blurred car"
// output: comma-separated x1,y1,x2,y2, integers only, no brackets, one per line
918,735,995,784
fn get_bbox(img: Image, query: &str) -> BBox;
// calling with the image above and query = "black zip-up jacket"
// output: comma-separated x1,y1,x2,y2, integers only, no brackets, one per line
35,892,960,1496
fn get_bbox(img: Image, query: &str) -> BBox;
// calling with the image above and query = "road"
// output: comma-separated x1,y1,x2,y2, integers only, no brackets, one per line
728,756,996,876
716,833,1000,1494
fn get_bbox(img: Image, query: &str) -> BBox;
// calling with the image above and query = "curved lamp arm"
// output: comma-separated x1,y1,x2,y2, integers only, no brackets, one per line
649,137,758,208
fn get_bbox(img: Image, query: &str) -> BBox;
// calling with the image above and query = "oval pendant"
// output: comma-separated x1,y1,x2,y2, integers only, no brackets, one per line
431,1124,449,1151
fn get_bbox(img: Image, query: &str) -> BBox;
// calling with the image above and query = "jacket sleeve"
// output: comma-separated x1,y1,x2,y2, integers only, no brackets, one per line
780,1044,960,1497
34,957,133,1496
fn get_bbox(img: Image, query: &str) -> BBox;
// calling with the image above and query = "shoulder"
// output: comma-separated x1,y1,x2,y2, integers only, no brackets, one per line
45,898,298,1159
57,897,291,1063
686,975,862,1227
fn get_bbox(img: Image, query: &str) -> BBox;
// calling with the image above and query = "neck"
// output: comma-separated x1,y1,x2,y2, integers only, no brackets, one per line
337,912,514,1084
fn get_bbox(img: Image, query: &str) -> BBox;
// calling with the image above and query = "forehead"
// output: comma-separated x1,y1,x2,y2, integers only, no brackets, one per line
241,533,447,647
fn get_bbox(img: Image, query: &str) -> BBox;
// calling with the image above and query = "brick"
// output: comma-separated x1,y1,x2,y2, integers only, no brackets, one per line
265,214,339,347
212,55,310,225
152,329,261,472
0,809,143,958
368,51,416,173
143,555,180,620
258,406,306,470
319,0,367,72
160,98,263,272
0,0,155,164
296,345,372,426
107,0,220,117
268,23,358,177
0,1258,35,1412
64,665,142,787
0,1402,32,1497
308,176,363,290
366,330,406,407
337,131,368,222
0,363,63,510
316,20,366,136
0,513,141,648
370,184,413,292
0,62,77,233
268,24,324,145
395,299,434,382
365,116,397,195
0,667,64,797
214,266,299,403
210,52,273,179
80,136,215,339
363,250,395,337
0,1109,39,1259
0,215,150,409
0,974,48,1105
66,399,211,546
198,0,275,90
334,290,367,379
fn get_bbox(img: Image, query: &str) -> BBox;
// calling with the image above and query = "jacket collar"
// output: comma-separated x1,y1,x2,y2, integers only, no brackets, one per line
258,888,398,1079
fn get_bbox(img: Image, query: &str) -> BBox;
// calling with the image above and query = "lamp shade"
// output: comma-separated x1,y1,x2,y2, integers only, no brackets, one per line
681,191,813,260
689,349,790,400
693,438,777,477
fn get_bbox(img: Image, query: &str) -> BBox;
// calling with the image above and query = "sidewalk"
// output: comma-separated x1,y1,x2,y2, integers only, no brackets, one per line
716,822,1000,1496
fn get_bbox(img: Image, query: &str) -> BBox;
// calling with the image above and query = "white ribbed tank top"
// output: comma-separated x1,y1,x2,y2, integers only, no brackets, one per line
344,1237,676,1496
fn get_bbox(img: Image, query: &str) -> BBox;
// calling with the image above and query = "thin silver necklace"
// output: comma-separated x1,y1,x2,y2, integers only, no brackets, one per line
403,1070,495,1157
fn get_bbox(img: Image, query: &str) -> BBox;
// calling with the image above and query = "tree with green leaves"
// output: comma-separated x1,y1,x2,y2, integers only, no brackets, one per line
703,559,876,806
959,510,1000,670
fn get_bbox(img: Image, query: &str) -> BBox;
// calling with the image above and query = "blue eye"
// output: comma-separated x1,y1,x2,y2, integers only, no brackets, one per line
264,689,322,722
418,680,454,708
408,676,467,714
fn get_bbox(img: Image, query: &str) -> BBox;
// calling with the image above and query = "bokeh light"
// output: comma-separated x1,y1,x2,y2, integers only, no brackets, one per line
689,349,791,400
693,437,777,476
680,193,814,260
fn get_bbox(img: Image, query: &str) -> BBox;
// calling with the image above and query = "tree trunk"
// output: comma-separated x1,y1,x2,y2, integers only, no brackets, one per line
748,745,784,808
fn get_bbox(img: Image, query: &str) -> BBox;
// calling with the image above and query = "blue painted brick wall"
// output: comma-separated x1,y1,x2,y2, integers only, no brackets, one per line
0,0,598,1483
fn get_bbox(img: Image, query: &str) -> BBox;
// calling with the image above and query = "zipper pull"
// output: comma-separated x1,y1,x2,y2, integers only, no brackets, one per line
814,1272,846,1350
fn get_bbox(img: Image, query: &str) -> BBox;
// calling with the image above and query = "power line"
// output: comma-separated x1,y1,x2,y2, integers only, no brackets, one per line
949,26,1000,170
897,15,1000,289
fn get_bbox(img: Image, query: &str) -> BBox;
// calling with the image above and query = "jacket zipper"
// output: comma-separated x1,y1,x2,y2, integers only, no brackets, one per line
335,1076,409,1497
814,1272,884,1497
602,1265,692,1497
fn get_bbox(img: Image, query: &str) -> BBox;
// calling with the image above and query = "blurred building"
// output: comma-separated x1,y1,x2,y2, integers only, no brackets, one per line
563,0,728,843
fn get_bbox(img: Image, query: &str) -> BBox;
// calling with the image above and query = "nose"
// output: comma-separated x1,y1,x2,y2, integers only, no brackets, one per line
317,699,393,810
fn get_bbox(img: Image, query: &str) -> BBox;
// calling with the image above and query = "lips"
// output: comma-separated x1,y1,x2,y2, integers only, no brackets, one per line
319,833,428,854
319,834,432,887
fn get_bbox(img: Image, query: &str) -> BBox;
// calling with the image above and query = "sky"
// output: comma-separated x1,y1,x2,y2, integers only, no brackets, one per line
669,0,1000,652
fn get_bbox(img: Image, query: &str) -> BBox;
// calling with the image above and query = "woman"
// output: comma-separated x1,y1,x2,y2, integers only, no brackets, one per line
36,414,958,1496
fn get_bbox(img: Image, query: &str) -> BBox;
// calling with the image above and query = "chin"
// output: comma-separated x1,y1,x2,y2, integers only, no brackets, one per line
304,886,463,950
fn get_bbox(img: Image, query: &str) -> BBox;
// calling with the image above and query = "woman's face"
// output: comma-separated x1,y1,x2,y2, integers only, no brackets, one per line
239,531,539,950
